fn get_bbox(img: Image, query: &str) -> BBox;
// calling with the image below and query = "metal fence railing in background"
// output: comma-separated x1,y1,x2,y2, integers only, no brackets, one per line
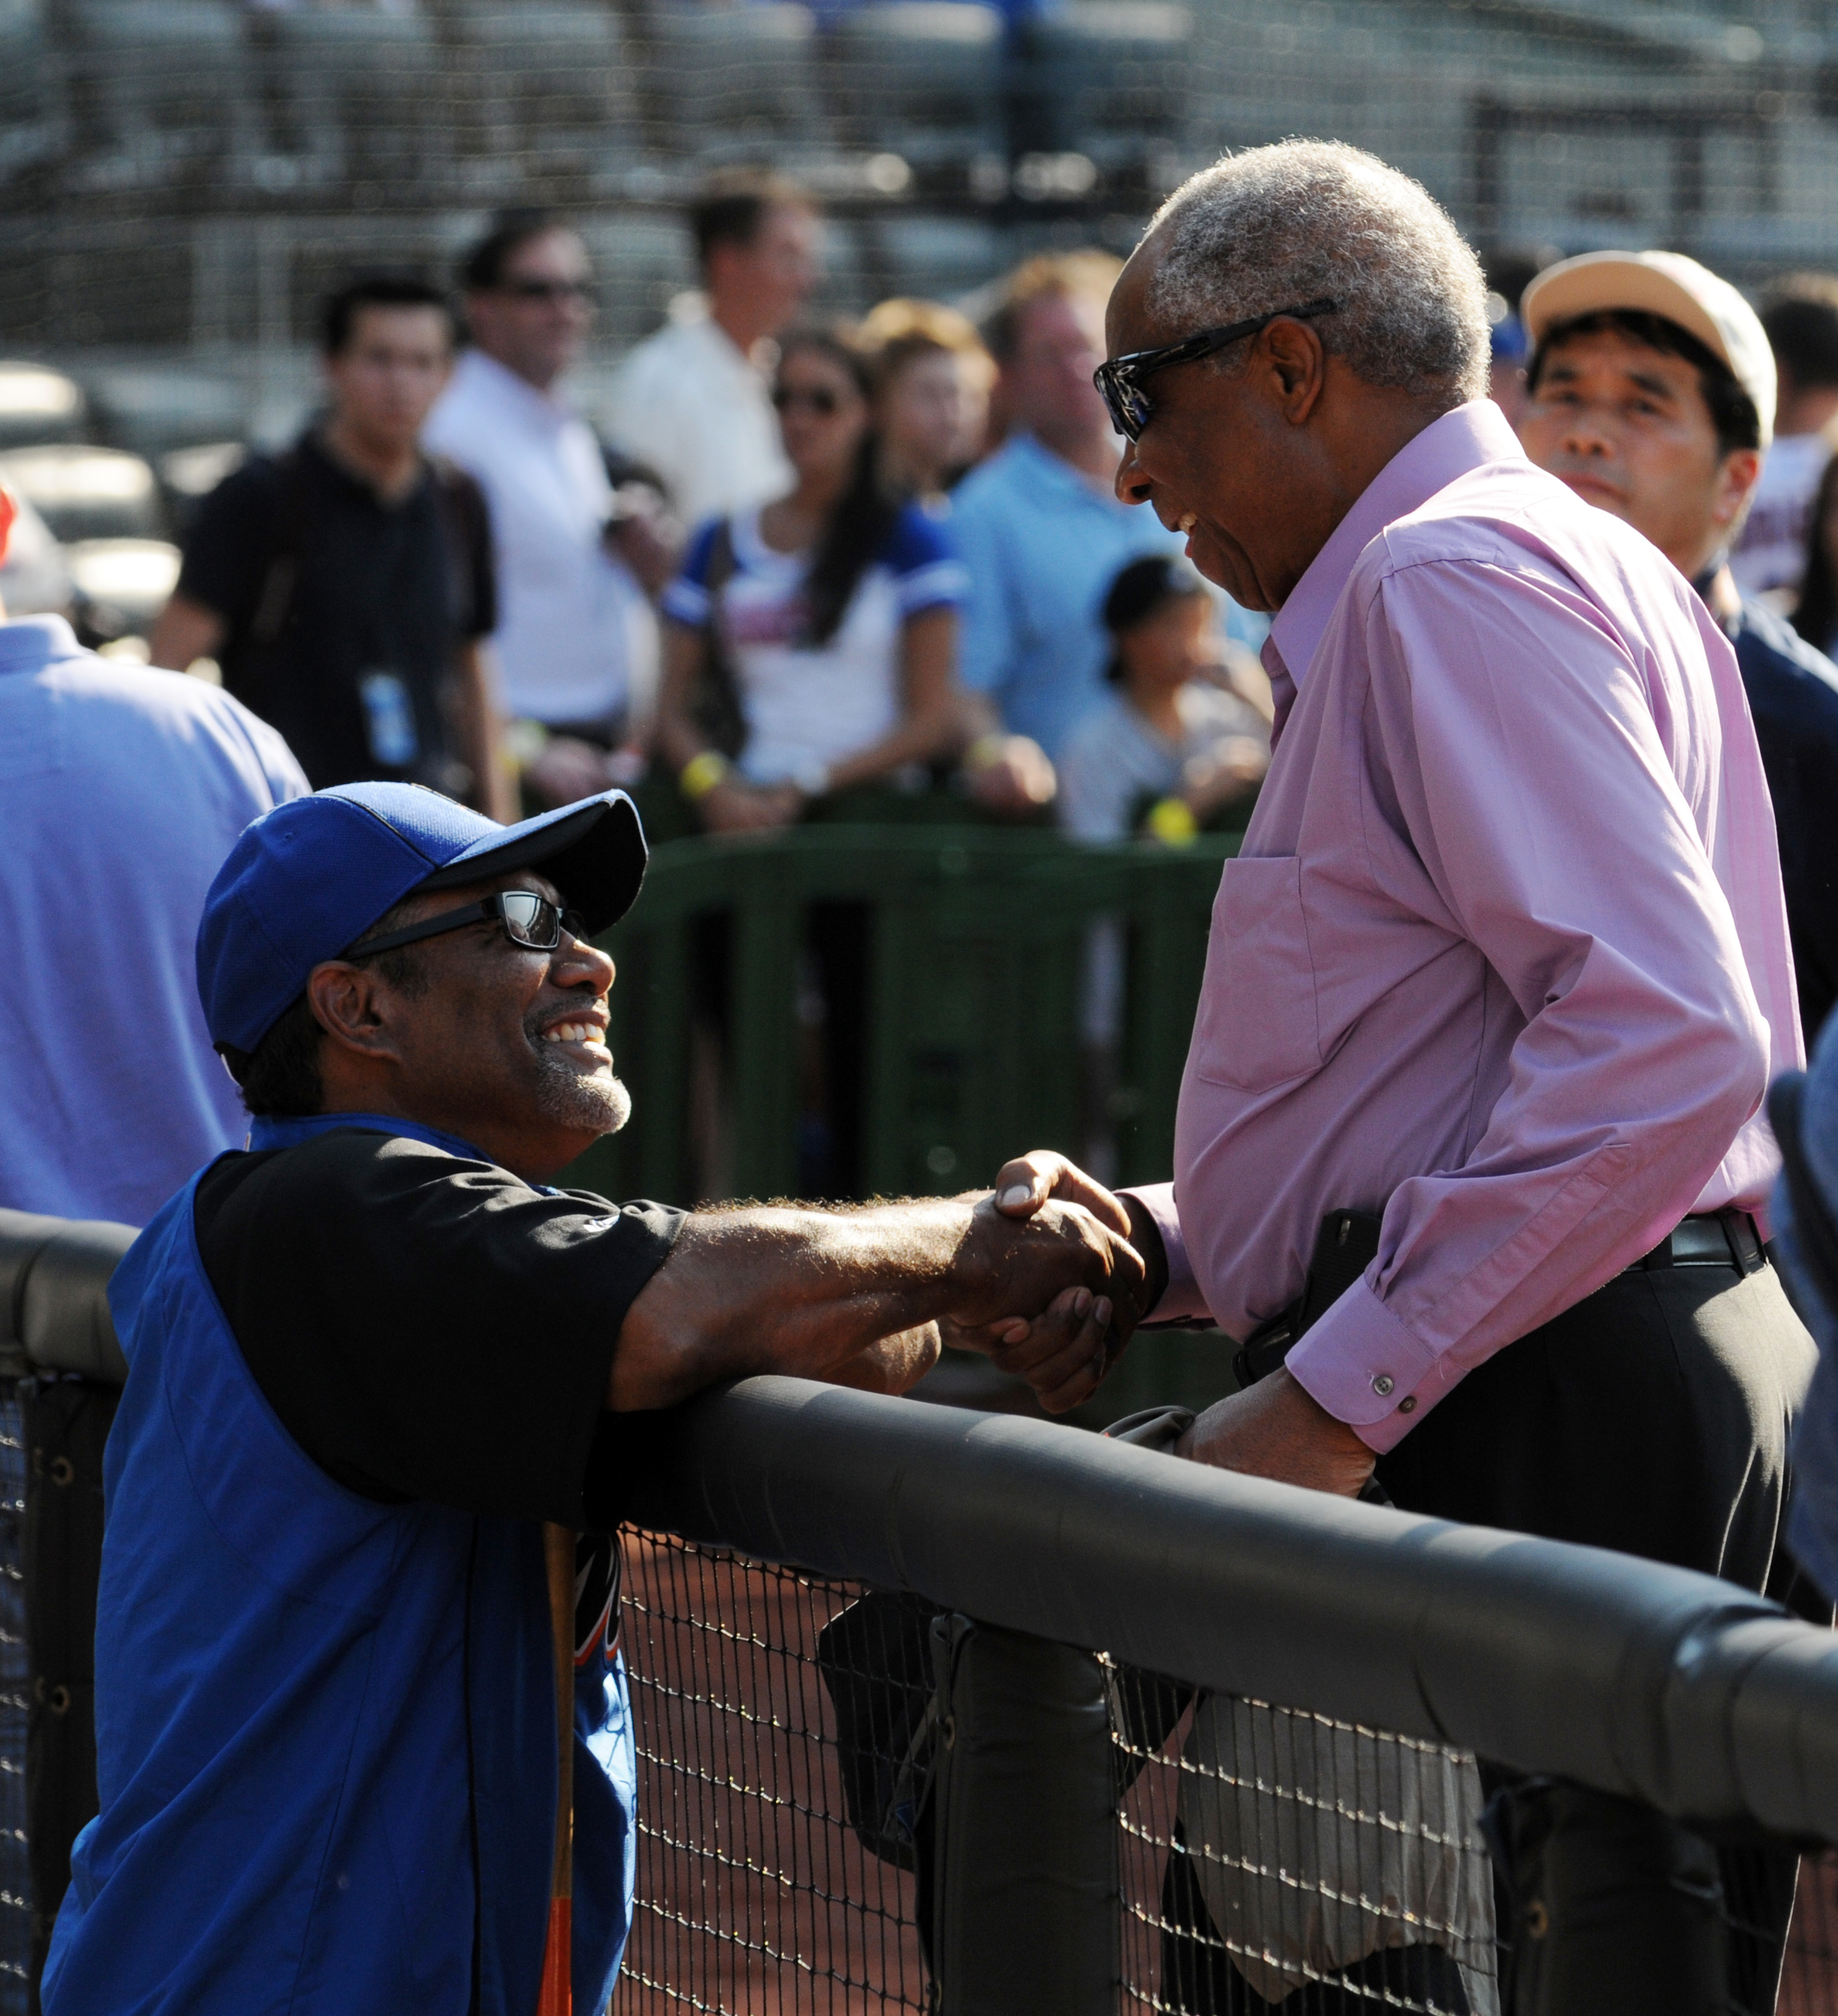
563,825,1235,1213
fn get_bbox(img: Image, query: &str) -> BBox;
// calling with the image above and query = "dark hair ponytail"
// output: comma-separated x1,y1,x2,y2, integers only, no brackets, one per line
780,328,901,646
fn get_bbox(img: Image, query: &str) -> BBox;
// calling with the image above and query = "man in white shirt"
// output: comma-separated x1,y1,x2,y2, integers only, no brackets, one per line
426,212,662,804
1730,273,1838,599
607,171,821,528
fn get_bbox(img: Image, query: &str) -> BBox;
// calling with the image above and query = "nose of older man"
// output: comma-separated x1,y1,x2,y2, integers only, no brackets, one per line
1115,438,1155,508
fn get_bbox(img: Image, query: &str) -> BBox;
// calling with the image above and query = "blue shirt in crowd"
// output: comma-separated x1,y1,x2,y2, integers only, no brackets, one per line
950,433,1185,761
0,615,306,1227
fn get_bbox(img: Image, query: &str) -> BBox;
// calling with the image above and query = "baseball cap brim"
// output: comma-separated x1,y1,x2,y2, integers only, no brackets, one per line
416,790,646,937
1520,249,1776,446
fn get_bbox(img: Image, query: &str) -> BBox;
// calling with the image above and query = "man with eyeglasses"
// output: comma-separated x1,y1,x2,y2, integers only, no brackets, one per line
427,211,670,810
1055,138,1810,2005
42,779,1143,2016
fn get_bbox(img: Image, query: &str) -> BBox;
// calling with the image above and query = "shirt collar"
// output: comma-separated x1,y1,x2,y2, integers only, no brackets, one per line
1266,400,1525,688
249,1111,486,1162
0,614,84,674
462,347,572,429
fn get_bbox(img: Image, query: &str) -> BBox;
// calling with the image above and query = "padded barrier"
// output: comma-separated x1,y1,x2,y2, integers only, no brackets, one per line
620,1374,1838,1845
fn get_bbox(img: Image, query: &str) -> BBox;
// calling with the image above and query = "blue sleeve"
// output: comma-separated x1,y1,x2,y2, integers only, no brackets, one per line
880,504,968,619
659,516,724,628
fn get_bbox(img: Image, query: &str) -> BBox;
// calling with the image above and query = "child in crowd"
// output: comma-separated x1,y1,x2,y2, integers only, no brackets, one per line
1056,555,1269,844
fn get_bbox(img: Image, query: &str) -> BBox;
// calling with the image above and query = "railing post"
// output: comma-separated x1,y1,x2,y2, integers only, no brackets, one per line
928,1616,1117,2016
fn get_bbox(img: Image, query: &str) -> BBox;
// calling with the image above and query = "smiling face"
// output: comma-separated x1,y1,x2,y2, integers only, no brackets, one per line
1517,325,1761,579
306,869,627,1181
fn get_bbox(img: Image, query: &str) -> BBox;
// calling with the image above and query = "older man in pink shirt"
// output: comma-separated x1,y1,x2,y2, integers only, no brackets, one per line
1014,140,1812,2010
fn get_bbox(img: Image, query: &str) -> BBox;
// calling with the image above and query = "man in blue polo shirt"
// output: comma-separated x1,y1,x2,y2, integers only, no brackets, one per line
952,253,1186,768
42,780,1145,2015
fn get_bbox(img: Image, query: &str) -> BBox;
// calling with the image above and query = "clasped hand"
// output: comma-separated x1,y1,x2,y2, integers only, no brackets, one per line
945,1150,1151,1414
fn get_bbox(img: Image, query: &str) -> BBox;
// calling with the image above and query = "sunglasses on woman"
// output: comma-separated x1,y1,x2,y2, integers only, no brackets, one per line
1093,297,1337,442
772,384,842,416
345,890,588,961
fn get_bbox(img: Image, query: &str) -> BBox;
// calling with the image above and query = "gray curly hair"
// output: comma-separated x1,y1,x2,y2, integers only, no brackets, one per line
1144,140,1490,406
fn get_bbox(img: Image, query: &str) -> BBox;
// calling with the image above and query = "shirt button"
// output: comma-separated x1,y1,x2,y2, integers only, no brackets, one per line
1372,1374,1395,1397
1398,1396,1417,1414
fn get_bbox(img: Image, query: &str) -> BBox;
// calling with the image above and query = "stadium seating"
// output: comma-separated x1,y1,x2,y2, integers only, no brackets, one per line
251,6,445,192
450,0,643,186
828,3,1004,192
65,0,257,189
645,4,830,160
1013,1,1192,181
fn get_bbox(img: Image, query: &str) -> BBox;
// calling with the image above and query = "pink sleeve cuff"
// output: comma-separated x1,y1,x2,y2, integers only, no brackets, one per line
1119,1184,1214,1324
1282,1278,1443,1455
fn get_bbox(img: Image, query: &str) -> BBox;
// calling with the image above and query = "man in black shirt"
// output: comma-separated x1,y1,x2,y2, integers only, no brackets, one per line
1519,250,1838,1043
150,277,512,818
48,780,1141,2015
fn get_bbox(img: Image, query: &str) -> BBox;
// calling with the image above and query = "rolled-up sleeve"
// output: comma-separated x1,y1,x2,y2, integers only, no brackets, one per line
1284,559,1771,1451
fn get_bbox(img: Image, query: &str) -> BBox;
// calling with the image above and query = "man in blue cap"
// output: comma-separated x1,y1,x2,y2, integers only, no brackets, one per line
41,780,1143,2016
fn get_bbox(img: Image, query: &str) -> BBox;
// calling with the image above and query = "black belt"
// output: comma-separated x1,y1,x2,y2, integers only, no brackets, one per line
1236,1206,1766,1392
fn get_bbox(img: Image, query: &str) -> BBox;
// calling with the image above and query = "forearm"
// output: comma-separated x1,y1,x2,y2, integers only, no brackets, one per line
147,592,224,675
825,704,961,792
610,1201,986,1409
455,643,515,823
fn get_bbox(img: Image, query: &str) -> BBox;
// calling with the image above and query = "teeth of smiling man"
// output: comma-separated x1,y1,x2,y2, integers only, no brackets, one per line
543,1023,603,1046
1177,512,1197,532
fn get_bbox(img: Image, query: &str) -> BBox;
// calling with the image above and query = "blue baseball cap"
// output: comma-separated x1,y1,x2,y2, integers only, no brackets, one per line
198,781,647,1060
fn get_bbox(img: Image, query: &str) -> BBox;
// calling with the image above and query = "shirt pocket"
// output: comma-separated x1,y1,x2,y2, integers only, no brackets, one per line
1190,855,1323,1091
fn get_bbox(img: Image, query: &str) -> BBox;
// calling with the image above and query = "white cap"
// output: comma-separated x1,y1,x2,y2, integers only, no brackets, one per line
1521,249,1776,448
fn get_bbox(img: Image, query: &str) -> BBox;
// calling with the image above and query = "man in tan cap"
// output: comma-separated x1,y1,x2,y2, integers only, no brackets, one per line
1519,249,1838,1044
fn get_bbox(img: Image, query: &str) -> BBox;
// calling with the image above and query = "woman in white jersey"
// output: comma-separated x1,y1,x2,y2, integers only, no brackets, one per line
657,325,969,835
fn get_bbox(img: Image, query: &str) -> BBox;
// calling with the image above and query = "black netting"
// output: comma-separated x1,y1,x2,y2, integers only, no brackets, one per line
615,1530,930,2015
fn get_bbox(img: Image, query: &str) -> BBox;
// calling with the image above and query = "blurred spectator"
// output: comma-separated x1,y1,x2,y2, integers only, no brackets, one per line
1794,453,1838,656
152,276,510,817
858,297,995,503
0,485,308,1227
427,212,661,811
1488,308,1529,428
1519,249,1838,1043
0,488,71,620
0,479,296,2013
1057,556,1268,842
656,326,966,832
952,252,1183,794
608,171,821,527
1730,274,1838,600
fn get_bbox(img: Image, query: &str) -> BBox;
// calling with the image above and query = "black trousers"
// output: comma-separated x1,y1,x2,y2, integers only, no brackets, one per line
1374,1254,1820,2016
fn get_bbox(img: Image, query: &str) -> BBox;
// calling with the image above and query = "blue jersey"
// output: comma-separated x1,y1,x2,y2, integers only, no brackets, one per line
44,1113,639,2015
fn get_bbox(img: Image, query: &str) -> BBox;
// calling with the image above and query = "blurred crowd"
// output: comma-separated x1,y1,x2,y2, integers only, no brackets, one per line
90,170,1278,854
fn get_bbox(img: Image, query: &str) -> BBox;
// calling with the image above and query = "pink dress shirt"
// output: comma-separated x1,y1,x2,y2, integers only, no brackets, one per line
1128,401,1802,1453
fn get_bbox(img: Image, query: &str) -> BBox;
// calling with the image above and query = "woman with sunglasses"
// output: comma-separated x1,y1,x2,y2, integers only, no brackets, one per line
656,326,969,836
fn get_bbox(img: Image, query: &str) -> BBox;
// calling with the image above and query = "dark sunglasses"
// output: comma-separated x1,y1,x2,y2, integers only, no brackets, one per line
503,278,593,304
1094,297,1339,442
772,384,841,416
344,890,587,961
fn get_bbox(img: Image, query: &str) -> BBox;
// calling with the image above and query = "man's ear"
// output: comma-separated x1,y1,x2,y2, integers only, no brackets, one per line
1262,319,1328,423
305,960,408,1067
1716,446,1765,535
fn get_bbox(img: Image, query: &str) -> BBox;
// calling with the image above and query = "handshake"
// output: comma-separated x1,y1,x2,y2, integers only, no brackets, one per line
926,1147,1163,1416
